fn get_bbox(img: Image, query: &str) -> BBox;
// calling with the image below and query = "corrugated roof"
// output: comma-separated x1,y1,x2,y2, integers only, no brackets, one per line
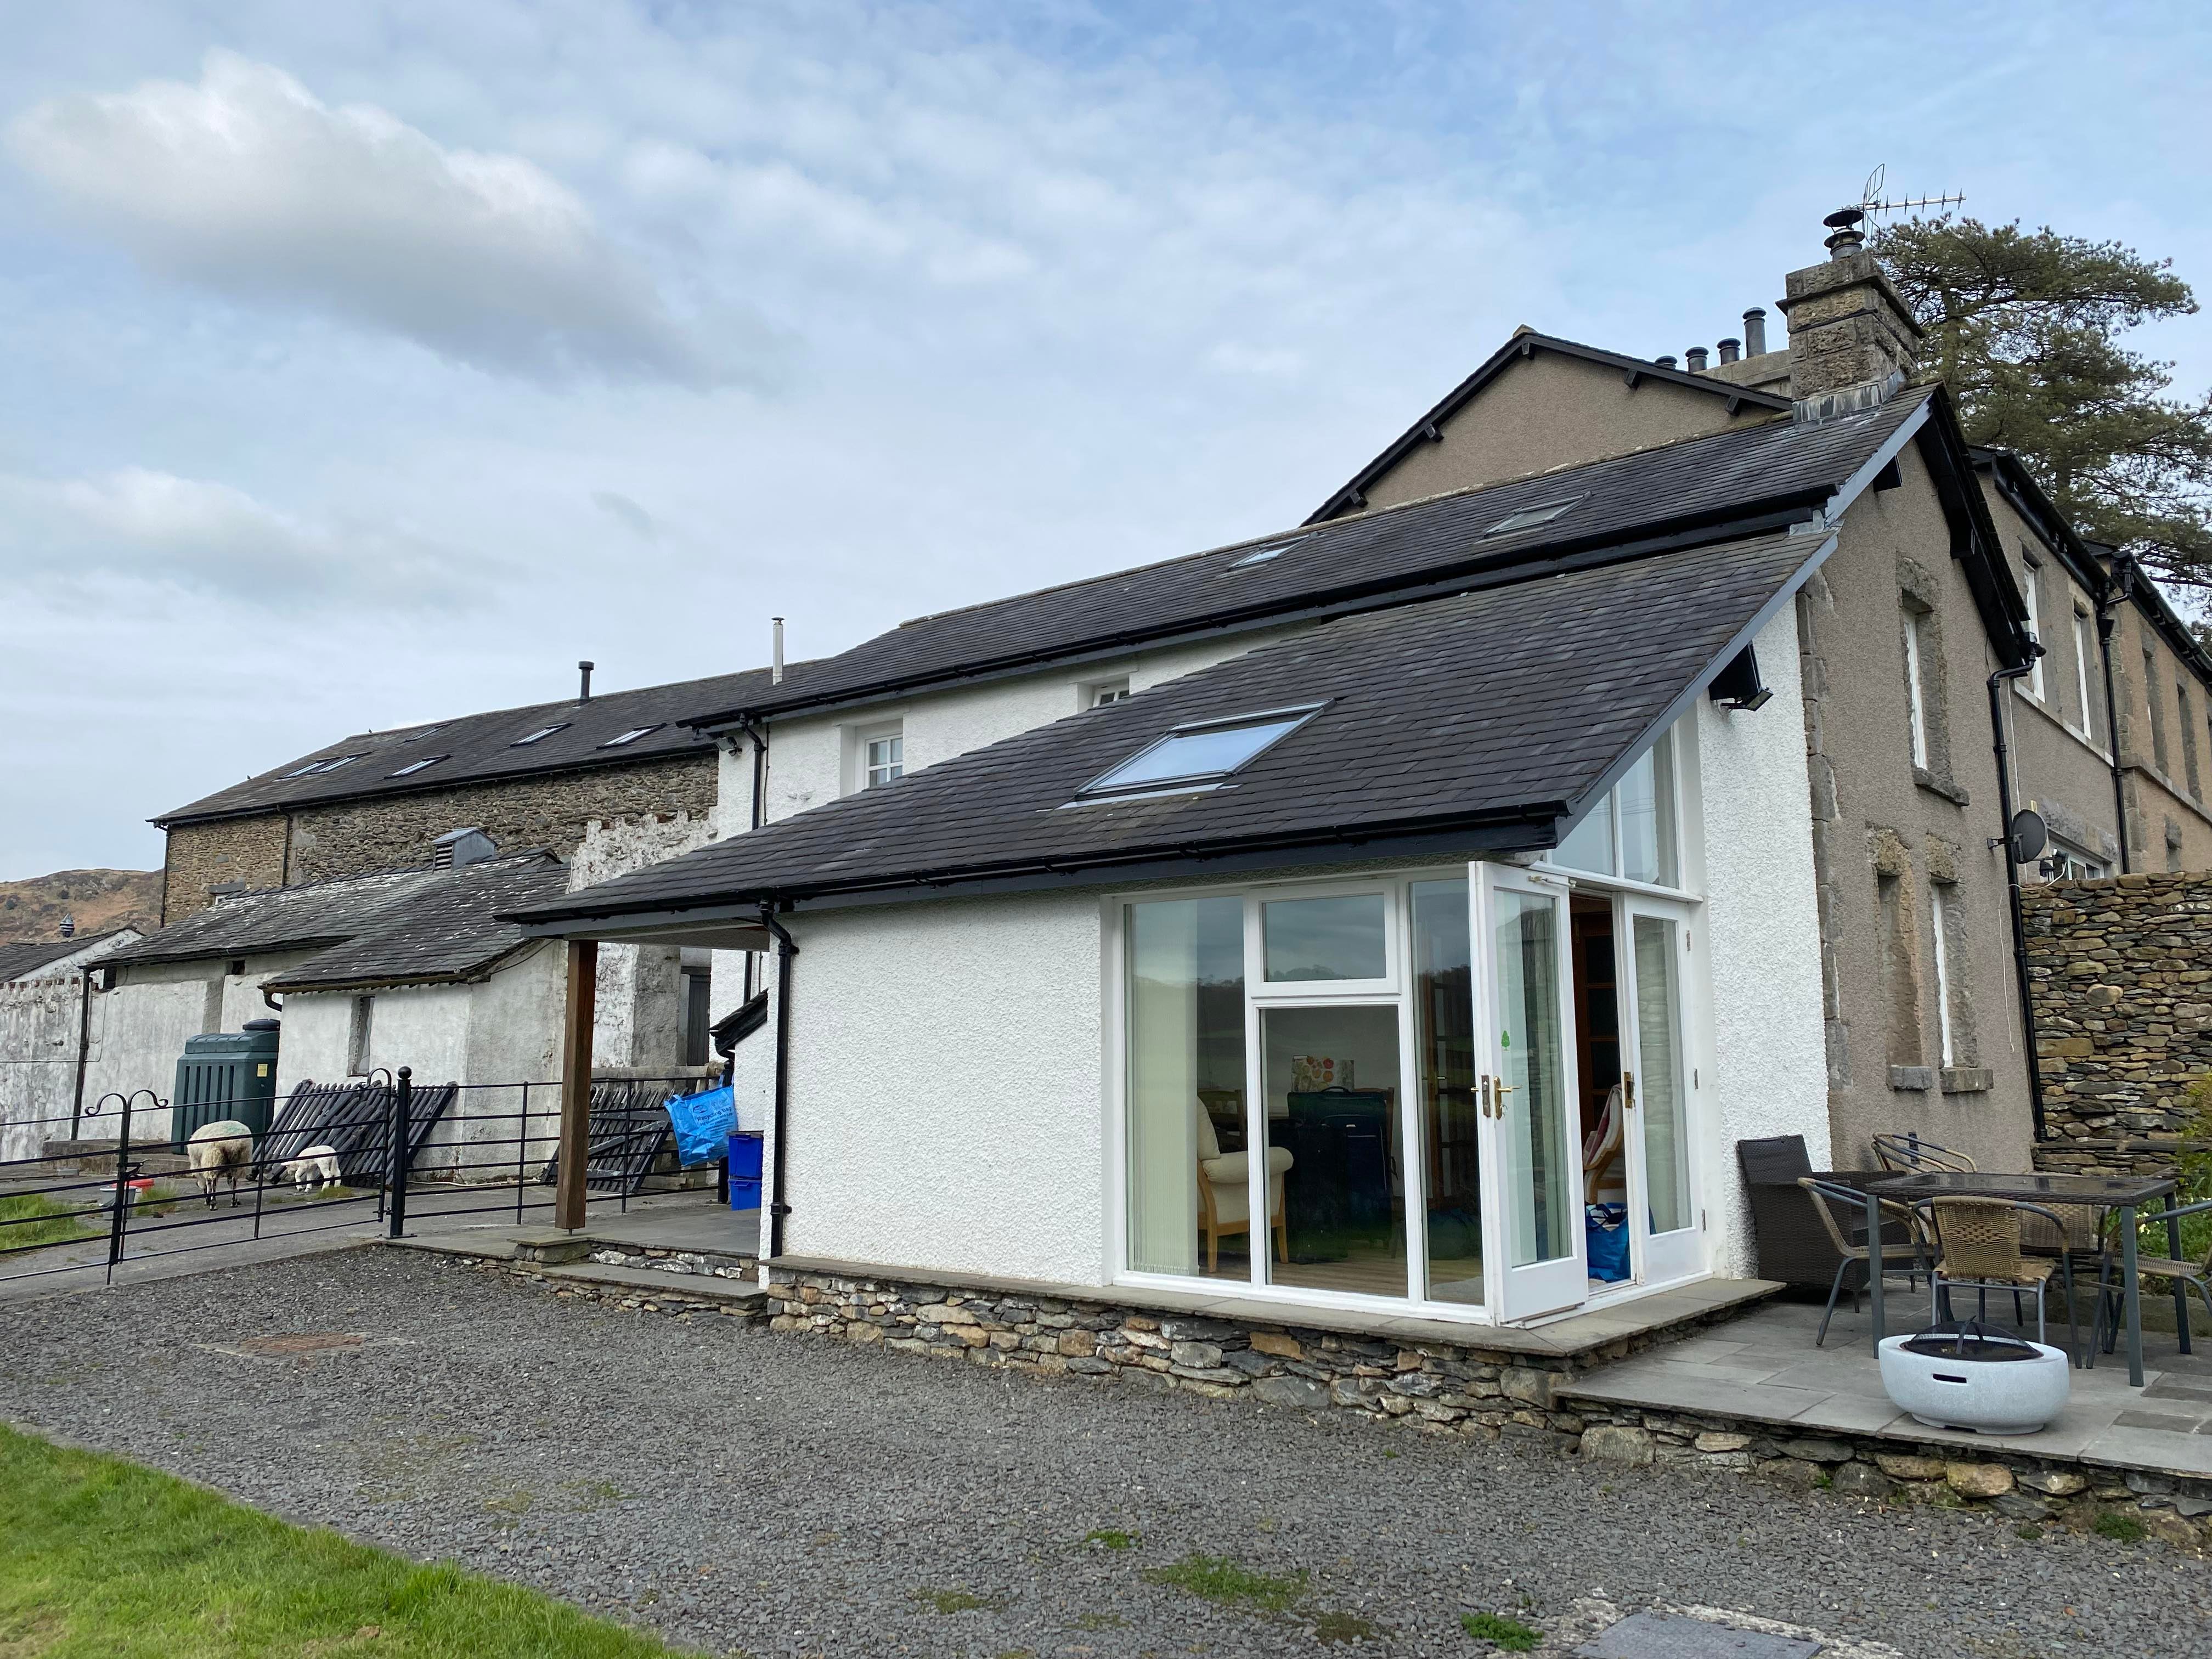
685,392,1922,727
516,528,1831,923
262,855,568,992
154,665,784,827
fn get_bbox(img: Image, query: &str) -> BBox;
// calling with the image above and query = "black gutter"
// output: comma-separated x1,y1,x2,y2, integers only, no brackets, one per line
758,905,799,1259
1989,658,2049,1141
2097,555,2137,872
680,503,1826,732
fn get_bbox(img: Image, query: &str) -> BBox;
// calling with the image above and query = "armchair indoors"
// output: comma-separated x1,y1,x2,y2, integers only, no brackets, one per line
1197,1101,1291,1273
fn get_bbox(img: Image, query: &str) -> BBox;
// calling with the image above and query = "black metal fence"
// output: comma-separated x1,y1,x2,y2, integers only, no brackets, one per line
0,1070,718,1289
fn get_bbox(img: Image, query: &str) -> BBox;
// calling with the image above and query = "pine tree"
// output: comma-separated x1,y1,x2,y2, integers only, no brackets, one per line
1873,217,2212,598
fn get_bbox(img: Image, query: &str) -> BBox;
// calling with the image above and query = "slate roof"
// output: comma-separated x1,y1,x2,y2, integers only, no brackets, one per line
102,866,455,967
154,665,785,827
262,855,568,993
515,528,1833,926
0,932,124,982
684,391,1924,728
1304,330,1796,526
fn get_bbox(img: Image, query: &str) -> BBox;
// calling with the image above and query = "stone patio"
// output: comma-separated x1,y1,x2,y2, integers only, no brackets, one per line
1563,1290,2212,1483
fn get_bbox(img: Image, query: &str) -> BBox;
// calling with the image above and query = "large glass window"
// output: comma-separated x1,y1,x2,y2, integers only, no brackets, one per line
1554,731,1678,888
1262,894,1387,983
1126,898,1248,1278
1413,879,1482,1305
1261,1005,1404,1296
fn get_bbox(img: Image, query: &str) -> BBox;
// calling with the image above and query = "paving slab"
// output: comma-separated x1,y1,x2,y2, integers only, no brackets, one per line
1577,1610,1822,1658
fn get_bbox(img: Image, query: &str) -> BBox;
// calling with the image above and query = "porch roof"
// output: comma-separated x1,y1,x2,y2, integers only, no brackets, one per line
261,854,568,994
510,527,1836,935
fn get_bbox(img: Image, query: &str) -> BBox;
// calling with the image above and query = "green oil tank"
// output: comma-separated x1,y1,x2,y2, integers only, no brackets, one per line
171,1018,281,1149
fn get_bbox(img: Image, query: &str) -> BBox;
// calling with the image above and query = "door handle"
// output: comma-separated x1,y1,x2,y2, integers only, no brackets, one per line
1479,1074,1493,1118
1622,1070,1637,1111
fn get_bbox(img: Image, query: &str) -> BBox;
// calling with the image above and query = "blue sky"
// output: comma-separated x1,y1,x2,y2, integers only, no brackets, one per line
3,1,2208,879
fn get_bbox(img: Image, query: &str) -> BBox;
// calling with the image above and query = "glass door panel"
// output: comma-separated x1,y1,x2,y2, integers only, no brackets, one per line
1413,878,1483,1306
1260,1004,1406,1298
1475,864,1587,1321
1623,901,1701,1283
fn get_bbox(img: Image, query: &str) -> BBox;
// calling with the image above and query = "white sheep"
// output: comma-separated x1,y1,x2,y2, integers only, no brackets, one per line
185,1120,256,1209
281,1144,343,1194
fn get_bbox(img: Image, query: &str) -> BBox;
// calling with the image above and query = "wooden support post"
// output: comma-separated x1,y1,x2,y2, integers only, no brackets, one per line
555,939,598,1231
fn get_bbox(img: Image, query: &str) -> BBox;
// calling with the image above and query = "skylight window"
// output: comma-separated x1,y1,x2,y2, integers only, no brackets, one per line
1226,538,1302,571
387,755,448,777
599,725,663,748
511,723,571,747
281,755,362,778
1079,706,1321,798
1482,497,1582,537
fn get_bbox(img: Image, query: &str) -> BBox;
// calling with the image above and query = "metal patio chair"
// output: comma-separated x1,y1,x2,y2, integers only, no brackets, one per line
1798,1178,1929,1346
2090,1198,2212,1367
1874,1132,2096,1262
1872,1132,1976,1175
1919,1196,2079,1356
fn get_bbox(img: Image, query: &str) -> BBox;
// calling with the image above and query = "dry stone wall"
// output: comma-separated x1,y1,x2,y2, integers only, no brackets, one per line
2023,872,2212,1178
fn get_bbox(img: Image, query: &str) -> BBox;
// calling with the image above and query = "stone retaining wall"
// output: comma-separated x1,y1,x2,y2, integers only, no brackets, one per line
2022,872,2212,1178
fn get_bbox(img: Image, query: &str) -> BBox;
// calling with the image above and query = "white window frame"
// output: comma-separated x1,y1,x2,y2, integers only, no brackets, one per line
1533,729,1689,895
1084,677,1132,709
2072,607,2098,741
844,720,905,794
2021,554,2045,701
864,730,904,789
1904,609,1931,768
1246,881,1401,1000
1928,884,1957,1068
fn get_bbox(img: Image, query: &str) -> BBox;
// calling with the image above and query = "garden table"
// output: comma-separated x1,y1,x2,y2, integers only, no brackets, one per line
1866,1170,2182,1387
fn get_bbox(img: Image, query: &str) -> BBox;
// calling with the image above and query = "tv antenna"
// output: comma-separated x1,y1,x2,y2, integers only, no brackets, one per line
1857,164,1964,219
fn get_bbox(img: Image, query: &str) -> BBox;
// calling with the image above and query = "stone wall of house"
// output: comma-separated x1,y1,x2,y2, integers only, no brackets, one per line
161,815,290,923
159,754,717,921
2023,871,2212,1178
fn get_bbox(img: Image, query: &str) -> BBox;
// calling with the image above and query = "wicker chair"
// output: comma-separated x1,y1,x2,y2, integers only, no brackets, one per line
1798,1178,1931,1346
1920,1197,2078,1355
1874,1132,2098,1263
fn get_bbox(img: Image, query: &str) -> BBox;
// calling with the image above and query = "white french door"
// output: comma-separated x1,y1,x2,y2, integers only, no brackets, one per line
1472,864,1587,1321
1618,896,1702,1285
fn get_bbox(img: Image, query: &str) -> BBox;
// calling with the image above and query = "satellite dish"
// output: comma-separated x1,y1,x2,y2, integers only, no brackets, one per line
2007,809,2049,865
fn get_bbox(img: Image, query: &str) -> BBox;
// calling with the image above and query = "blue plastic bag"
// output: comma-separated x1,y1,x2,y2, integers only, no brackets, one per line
666,1085,738,1168
1585,1202,1630,1283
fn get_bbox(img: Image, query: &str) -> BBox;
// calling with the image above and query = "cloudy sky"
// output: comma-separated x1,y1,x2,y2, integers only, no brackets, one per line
3,1,2208,880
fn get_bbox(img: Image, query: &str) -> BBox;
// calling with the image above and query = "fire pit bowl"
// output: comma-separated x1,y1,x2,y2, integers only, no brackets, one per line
1878,1324,2071,1435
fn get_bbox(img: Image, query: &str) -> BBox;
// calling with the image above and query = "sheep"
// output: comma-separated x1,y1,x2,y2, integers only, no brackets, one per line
281,1144,343,1194
185,1120,256,1209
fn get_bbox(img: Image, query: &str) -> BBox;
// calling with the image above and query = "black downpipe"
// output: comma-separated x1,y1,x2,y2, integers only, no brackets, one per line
70,966,95,1138
759,905,798,1259
2096,558,2134,873
743,719,769,1002
1989,662,2048,1141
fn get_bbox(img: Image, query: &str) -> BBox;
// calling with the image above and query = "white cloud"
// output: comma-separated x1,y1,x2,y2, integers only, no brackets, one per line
0,466,489,611
591,489,658,541
6,51,771,387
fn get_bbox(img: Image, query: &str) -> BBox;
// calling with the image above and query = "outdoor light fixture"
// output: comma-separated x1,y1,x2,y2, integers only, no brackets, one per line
1709,645,1773,712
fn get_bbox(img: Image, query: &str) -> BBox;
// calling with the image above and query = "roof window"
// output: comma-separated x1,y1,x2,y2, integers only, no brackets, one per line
386,755,448,777
280,754,362,778
599,725,663,748
1226,538,1302,571
1078,706,1321,799
1481,498,1582,537
511,723,571,747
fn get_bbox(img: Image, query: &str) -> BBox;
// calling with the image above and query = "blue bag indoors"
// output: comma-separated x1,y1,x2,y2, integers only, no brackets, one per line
666,1085,738,1168
1585,1202,1630,1283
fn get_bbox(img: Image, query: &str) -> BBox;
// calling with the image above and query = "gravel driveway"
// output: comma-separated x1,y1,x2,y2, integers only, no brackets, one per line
1,1248,2202,1658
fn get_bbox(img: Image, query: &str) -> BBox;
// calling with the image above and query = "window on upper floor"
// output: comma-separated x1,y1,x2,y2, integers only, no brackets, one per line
512,723,569,747
2181,681,2203,800
2072,608,2099,741
2143,641,2170,772
1078,707,1318,800
1086,678,1132,708
1903,606,1933,769
386,755,447,778
865,730,904,789
2020,553,2045,700
600,724,663,748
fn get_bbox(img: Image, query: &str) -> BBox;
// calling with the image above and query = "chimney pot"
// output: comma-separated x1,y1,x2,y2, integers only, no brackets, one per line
1717,337,1741,365
1821,205,1867,257
1779,208,1921,407
1684,346,1709,373
1742,307,1768,356
1656,354,1678,369
578,660,594,701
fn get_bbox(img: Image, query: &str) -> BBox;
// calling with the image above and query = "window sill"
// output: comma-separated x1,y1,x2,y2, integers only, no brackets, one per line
1912,766,1970,808
1888,1065,1934,1092
1940,1066,1994,1094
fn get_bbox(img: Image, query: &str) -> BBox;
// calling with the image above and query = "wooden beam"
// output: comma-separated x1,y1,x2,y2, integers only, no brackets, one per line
555,939,598,1230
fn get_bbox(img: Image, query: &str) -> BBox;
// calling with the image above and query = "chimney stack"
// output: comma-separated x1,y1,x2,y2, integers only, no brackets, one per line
1742,307,1768,357
771,617,785,685
1684,346,1709,373
1717,337,1741,365
1777,207,1922,415
578,660,594,701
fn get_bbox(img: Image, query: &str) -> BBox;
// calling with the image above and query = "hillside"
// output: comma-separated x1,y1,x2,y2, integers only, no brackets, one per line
0,868,163,945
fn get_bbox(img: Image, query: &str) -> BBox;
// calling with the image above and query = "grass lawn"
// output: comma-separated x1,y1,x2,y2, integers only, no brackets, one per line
0,1194,102,1252
0,1424,683,1657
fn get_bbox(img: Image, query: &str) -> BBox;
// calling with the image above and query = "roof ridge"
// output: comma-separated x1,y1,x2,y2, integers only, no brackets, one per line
292,661,795,749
